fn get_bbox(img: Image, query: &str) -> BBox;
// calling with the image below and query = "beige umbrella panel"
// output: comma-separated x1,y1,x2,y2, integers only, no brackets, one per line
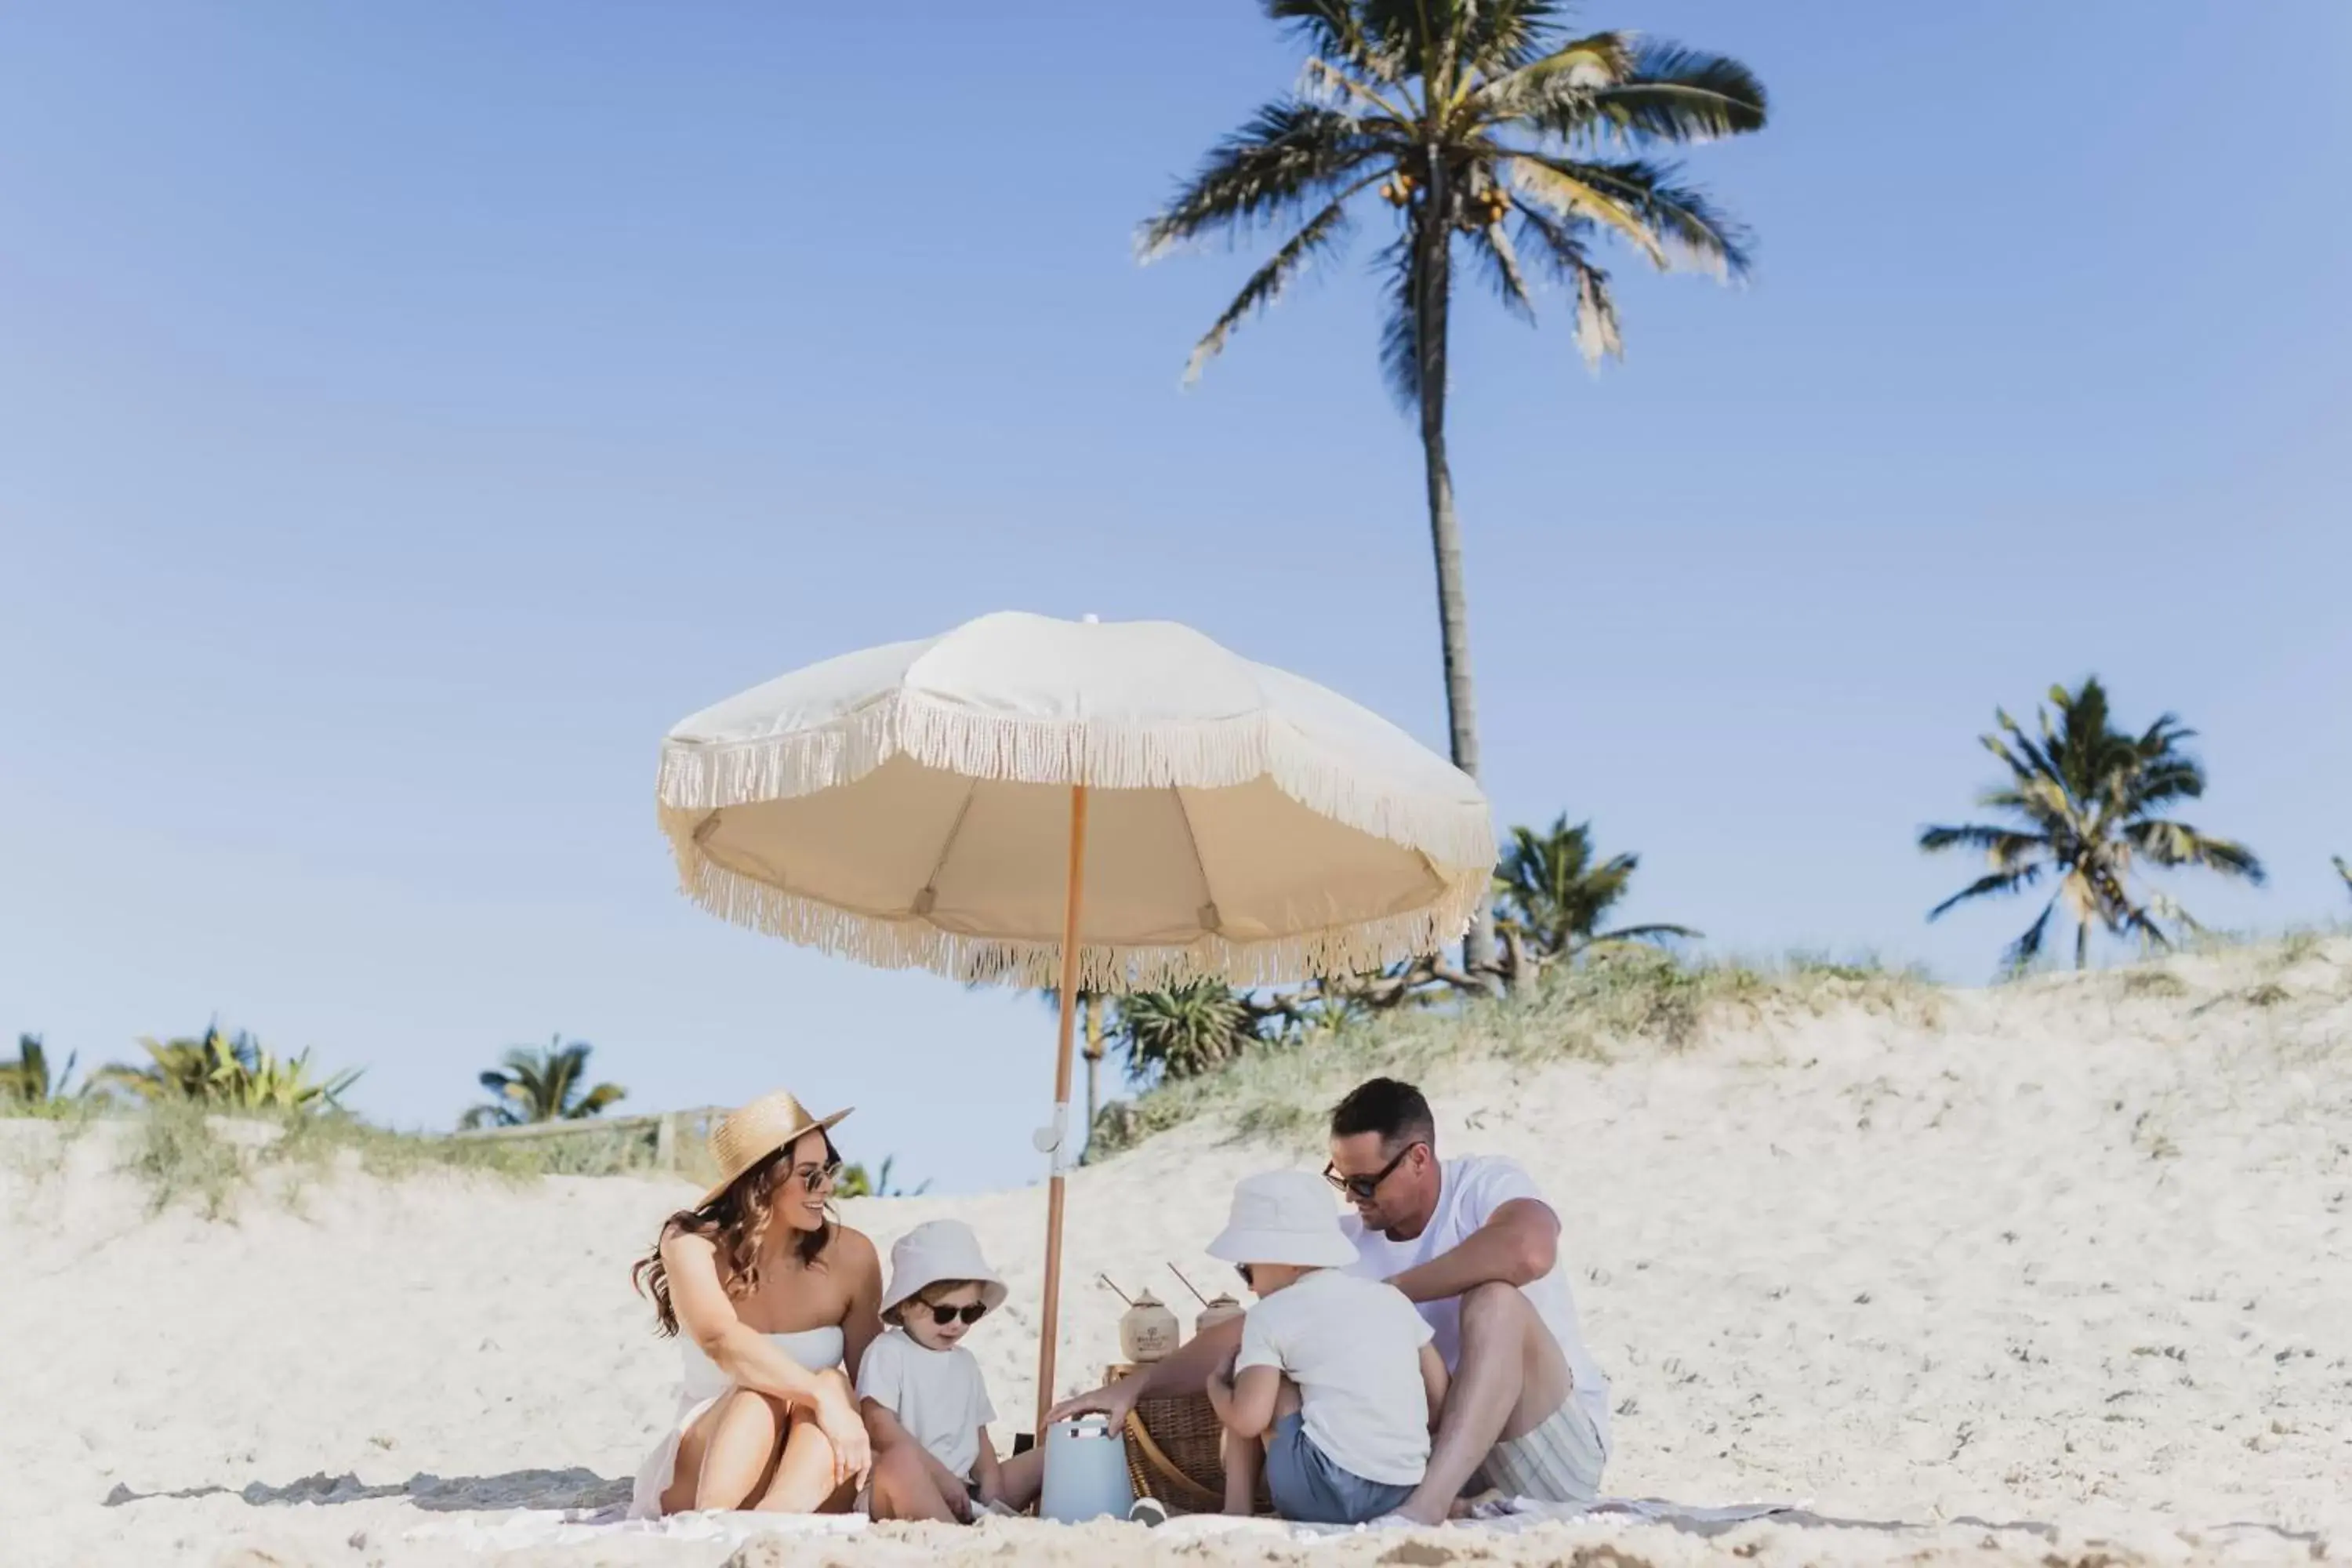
655,612,1494,1422
657,616,1493,993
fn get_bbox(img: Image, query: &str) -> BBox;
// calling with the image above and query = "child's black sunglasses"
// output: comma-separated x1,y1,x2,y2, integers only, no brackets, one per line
927,1302,989,1326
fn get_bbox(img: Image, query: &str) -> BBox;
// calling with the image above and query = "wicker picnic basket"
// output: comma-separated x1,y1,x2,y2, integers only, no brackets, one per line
1109,1366,1270,1516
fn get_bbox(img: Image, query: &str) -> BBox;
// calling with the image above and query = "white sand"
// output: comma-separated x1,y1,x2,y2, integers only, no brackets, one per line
5,942,2348,1567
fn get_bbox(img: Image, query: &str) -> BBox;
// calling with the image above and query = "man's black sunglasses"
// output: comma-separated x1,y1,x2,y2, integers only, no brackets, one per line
1323,1141,1425,1202
926,1302,989,1327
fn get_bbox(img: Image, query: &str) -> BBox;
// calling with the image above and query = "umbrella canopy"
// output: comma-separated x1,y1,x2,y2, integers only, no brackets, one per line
657,611,1494,994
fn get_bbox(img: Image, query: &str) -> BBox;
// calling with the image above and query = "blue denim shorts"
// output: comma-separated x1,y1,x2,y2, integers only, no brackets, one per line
1264,1413,1415,1525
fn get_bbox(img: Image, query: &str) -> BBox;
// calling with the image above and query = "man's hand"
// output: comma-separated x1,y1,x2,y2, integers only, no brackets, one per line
1046,1380,1139,1428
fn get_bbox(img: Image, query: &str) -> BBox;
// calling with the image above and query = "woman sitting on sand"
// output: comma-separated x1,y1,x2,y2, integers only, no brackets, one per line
629,1090,913,1518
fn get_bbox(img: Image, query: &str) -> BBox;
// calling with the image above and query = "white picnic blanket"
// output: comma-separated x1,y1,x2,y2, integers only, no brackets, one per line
406,1495,1795,1552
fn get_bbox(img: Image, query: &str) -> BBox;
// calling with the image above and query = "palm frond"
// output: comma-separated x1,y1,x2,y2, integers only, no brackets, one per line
1185,183,1373,382
1265,0,1410,84
2123,820,2266,884
1511,203,1621,363
1474,31,1636,116
1513,154,1751,278
1376,234,1425,408
1465,218,1537,323
1140,102,1390,258
1454,0,1571,75
1584,42,1769,143
2002,895,2063,974
1927,864,2045,921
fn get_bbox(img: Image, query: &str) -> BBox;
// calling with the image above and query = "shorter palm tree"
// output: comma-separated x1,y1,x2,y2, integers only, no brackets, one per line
3,1034,82,1106
463,1036,625,1128
1920,677,2264,972
1116,983,1262,1082
98,1024,360,1112
837,1155,932,1199
1494,816,1698,965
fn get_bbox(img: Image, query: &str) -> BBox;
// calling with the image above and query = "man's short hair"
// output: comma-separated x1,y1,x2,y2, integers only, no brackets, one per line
1330,1077,1436,1152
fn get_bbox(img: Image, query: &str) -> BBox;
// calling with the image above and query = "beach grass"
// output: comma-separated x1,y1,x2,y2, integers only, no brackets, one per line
1087,946,1941,1160
2,1098,680,1218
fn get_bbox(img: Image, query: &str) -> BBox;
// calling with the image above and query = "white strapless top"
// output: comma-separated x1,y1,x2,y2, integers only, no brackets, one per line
677,1327,844,1402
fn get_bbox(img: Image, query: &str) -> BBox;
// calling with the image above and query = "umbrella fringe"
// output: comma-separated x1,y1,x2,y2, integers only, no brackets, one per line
657,691,1494,873
660,823,1491,996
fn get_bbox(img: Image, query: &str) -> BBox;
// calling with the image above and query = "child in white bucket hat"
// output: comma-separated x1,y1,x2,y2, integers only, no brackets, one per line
1206,1171,1450,1524
856,1218,1042,1521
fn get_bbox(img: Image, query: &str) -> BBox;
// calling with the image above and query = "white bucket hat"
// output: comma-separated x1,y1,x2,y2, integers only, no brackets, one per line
1206,1171,1356,1269
881,1219,1009,1321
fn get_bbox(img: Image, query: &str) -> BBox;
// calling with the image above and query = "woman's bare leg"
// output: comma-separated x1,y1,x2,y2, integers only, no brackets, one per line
689,1390,789,1511
756,1406,861,1513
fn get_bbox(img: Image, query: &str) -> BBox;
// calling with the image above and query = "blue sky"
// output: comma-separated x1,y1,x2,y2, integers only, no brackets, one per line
4,2,2347,1192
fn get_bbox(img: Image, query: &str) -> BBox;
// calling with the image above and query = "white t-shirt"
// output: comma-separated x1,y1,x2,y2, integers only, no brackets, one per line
1342,1154,1611,1453
1234,1267,1435,1487
855,1328,996,1482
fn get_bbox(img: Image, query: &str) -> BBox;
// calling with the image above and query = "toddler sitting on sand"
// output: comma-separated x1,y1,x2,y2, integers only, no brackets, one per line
857,1219,1042,1521
1205,1171,1449,1524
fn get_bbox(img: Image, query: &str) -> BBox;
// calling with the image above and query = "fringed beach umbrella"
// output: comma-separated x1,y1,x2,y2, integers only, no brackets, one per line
656,611,1493,1420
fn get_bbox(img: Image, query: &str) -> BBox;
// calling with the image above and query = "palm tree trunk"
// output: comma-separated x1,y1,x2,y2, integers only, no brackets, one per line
1414,164,1497,974
1081,993,1102,1134
2074,920,2089,971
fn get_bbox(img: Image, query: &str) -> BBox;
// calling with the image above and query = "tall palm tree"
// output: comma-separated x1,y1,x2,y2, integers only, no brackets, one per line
1150,1,1766,964
1494,815,1697,963
463,1036,625,1129
1920,678,2265,973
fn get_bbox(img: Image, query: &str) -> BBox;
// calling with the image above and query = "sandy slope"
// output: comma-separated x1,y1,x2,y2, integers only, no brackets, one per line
4,942,2347,1567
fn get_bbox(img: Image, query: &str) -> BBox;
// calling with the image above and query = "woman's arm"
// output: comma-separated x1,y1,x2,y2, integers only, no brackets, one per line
1418,1344,1450,1428
836,1229,886,1383
662,1230,837,1410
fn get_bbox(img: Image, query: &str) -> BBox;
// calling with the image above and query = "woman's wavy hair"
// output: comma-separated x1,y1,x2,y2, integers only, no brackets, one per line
630,1130,842,1338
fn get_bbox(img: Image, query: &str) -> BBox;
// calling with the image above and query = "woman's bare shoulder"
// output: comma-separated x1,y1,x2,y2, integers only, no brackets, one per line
829,1224,881,1274
660,1224,718,1263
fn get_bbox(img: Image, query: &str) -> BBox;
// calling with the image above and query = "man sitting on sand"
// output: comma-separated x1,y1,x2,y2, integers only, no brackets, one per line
1052,1076,1609,1523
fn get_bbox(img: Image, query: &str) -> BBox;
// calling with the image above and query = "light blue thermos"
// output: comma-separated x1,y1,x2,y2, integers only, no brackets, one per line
1038,1415,1137,1523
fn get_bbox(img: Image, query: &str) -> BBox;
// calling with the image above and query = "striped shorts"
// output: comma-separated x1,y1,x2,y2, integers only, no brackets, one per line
1472,1397,1606,1508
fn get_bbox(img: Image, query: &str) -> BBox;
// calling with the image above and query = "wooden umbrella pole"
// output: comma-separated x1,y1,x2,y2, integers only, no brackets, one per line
1035,782,1088,1431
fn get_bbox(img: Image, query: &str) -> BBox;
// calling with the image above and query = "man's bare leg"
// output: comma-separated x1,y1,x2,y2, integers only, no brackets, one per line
1396,1282,1570,1525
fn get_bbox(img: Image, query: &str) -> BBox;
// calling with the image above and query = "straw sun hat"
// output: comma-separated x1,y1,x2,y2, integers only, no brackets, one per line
696,1090,852,1209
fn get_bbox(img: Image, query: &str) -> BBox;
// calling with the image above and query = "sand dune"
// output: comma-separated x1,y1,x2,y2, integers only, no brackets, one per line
5,942,2347,1566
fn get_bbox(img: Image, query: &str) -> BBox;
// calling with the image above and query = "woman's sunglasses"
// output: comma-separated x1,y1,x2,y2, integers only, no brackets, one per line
924,1302,989,1327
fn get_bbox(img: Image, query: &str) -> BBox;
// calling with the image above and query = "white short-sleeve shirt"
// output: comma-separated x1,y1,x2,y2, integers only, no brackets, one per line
1341,1154,1611,1452
855,1328,996,1482
1234,1267,1435,1486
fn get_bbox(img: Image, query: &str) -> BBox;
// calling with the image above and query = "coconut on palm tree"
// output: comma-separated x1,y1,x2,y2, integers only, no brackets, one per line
1494,815,1697,965
462,1036,625,1128
1149,0,1766,964
1920,678,2265,972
